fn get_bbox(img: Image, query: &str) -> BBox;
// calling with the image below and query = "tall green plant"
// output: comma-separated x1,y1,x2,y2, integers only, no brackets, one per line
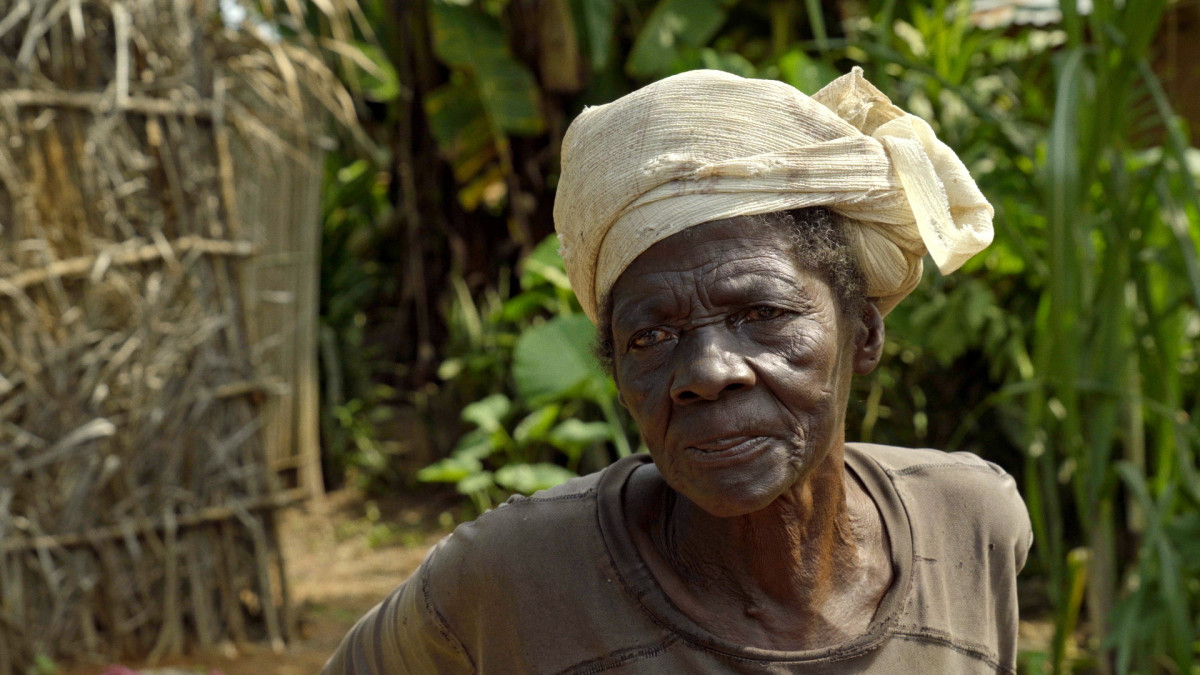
1021,2,1200,671
419,236,637,512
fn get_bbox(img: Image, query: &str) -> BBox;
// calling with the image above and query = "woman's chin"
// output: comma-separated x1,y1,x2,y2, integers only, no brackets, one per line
660,441,826,518
690,494,778,519
673,460,797,518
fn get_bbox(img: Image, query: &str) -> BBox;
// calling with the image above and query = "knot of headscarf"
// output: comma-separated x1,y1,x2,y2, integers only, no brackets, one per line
553,67,993,322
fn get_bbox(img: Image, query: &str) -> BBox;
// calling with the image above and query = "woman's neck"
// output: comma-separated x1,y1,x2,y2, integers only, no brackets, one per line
660,448,859,605
632,445,892,650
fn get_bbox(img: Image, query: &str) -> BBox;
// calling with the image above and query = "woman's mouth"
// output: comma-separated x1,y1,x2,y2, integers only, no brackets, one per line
685,436,772,465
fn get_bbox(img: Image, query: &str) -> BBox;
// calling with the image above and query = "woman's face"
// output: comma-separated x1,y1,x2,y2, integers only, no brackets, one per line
610,217,879,518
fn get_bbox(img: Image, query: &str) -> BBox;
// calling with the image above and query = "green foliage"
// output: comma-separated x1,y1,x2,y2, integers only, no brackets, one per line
420,235,635,512
571,0,616,69
29,654,56,675
626,0,735,79
318,152,404,492
424,0,544,212
1111,464,1200,671
345,42,402,103
330,390,404,490
429,2,544,135
512,315,606,404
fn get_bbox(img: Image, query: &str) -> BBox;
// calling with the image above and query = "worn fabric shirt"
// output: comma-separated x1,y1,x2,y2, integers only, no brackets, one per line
323,444,1033,674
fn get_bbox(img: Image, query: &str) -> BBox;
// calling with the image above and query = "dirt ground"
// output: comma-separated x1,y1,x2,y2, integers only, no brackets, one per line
62,488,459,675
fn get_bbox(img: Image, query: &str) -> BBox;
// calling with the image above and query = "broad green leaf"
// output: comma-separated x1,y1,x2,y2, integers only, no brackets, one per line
456,470,495,495
777,50,840,95
500,291,552,323
417,455,482,483
626,0,732,80
461,393,512,432
345,42,400,102
488,426,516,454
512,314,607,405
513,404,562,445
696,49,756,78
520,235,570,290
548,418,612,446
571,0,616,70
548,419,613,461
474,58,545,135
429,2,501,68
452,429,496,461
424,80,495,182
495,463,577,494
430,2,544,135
438,357,465,381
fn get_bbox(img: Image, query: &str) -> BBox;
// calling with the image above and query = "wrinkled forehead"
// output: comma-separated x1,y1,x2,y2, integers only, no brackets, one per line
609,217,826,322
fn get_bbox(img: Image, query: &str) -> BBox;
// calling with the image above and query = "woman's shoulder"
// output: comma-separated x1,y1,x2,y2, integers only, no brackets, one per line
848,442,1020,500
847,442,1033,566
422,454,647,596
382,455,659,671
847,443,1032,670
321,457,652,674
433,465,608,566
848,442,1008,475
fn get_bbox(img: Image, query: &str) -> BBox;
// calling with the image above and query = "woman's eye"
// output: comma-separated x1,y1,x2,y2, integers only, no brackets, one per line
630,328,672,349
746,306,786,321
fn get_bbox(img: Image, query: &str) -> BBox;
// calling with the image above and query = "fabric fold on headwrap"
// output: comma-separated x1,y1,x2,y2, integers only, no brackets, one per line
553,66,993,322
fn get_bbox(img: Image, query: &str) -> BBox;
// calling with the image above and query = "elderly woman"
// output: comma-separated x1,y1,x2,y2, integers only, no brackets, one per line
325,68,1032,674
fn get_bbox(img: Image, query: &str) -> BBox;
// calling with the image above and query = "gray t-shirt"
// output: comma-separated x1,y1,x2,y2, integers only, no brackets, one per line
324,444,1033,674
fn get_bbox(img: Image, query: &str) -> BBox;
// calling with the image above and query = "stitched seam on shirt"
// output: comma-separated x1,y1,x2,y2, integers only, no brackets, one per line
556,636,678,675
500,488,598,507
524,487,598,503
892,628,1012,674
887,462,999,477
604,563,891,667
419,563,476,669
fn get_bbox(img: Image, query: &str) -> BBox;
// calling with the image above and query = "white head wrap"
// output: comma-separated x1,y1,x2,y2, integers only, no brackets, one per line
553,67,993,321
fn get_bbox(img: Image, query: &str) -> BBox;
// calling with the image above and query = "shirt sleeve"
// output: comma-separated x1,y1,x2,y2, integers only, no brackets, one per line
322,554,475,674
975,454,1034,573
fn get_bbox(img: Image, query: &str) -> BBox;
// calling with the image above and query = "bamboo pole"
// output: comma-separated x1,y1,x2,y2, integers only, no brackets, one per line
1,89,216,118
0,236,257,295
0,490,304,553
185,531,218,648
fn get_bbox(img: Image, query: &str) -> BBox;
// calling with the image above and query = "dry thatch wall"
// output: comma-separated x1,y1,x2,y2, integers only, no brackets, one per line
0,0,347,669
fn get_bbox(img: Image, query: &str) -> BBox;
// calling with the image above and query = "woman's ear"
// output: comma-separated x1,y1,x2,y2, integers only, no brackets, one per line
853,302,885,375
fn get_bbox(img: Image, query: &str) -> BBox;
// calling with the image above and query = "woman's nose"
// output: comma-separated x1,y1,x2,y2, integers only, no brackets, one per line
669,328,756,404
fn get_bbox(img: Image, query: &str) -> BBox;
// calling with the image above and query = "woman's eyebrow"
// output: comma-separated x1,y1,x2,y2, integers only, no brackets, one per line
611,295,684,329
706,271,807,302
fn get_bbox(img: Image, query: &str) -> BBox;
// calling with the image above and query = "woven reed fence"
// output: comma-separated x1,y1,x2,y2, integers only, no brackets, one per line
0,0,355,670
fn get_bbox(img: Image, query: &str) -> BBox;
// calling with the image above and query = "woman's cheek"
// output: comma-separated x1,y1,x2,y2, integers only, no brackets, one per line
621,370,668,428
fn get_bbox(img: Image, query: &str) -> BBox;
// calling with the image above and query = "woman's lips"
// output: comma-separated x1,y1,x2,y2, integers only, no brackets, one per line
685,435,771,465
